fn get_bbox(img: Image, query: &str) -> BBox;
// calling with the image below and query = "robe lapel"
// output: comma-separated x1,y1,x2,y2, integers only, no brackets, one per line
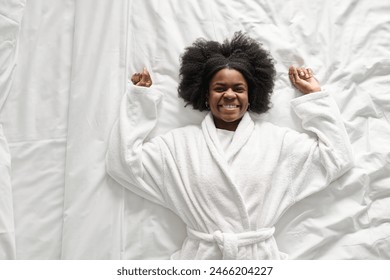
226,113,255,162
201,112,254,230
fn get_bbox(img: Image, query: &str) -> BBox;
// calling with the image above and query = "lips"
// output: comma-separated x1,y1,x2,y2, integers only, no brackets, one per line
218,104,240,109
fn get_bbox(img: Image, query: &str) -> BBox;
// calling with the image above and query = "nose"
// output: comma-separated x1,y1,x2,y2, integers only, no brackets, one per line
223,89,236,99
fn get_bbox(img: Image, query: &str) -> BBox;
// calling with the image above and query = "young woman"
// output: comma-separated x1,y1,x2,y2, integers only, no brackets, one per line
106,32,353,259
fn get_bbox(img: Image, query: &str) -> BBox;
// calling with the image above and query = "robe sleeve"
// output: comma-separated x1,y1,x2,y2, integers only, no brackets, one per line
106,83,167,206
282,90,354,203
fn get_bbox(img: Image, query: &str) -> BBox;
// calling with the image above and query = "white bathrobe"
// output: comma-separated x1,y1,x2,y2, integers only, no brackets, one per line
106,84,354,260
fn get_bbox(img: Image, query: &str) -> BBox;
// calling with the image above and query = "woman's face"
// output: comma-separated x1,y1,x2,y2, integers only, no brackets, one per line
208,68,249,131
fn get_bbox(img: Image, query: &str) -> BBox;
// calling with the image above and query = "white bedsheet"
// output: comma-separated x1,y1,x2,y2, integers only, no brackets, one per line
0,0,389,259
0,0,25,260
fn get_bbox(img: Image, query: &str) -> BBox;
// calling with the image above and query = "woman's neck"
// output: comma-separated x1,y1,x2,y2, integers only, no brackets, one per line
213,116,241,131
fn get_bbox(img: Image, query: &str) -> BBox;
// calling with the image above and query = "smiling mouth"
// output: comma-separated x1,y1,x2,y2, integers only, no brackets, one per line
219,104,240,109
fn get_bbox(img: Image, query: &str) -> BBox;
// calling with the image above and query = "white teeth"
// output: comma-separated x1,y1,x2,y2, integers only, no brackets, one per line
222,105,238,108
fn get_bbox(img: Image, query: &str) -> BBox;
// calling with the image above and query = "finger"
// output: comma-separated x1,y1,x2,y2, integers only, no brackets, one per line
297,67,305,78
140,67,152,86
298,67,308,79
290,66,301,85
288,66,296,85
140,68,148,81
138,80,152,87
300,67,313,80
141,67,150,81
131,73,141,84
142,67,149,76
306,68,313,78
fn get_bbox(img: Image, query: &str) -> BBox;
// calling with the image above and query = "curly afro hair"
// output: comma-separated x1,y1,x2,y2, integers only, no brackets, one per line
178,31,276,114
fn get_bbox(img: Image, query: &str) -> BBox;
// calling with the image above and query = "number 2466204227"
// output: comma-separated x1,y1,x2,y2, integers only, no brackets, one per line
209,266,273,276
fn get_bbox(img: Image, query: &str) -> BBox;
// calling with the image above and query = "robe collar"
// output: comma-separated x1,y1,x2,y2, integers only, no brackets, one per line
202,112,255,162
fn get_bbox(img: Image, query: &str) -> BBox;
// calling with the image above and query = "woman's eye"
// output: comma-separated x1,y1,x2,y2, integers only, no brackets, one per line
235,88,245,92
215,88,225,92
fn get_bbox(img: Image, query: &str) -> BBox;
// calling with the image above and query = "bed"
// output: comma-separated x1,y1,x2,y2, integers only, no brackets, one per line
0,0,389,259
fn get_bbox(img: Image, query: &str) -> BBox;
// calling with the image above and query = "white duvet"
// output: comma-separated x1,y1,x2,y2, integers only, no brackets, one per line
0,0,389,259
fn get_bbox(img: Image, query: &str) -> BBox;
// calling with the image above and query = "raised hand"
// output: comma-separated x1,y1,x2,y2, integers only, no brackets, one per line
288,66,321,94
131,67,153,87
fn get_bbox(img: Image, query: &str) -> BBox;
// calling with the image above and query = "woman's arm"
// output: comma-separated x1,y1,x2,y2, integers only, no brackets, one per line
106,68,167,206
282,66,354,203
